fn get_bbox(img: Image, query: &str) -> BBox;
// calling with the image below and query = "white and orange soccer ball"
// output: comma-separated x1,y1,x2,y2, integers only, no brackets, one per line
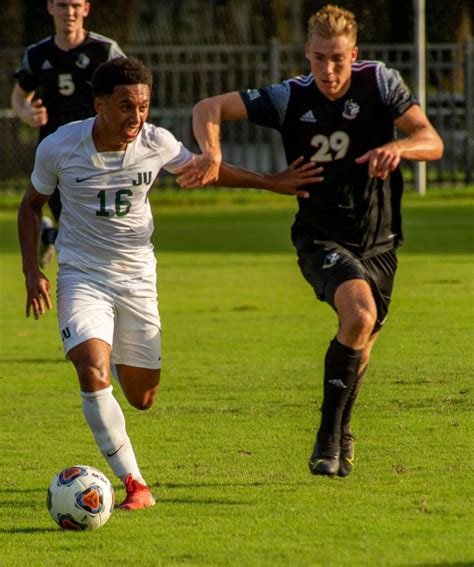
47,465,114,531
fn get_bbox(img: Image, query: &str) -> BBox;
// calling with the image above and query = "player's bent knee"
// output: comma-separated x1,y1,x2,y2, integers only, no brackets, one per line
128,397,154,411
68,341,112,391
75,363,111,391
341,308,376,340
127,387,158,411
356,308,376,334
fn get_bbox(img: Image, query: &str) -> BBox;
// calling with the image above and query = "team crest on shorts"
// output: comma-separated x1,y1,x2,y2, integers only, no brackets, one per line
342,99,360,120
322,252,340,269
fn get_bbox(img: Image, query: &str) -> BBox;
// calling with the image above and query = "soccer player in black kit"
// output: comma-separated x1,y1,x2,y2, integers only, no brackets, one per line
178,4,444,477
11,0,124,266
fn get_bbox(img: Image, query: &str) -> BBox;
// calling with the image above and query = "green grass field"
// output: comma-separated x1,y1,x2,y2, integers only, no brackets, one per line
0,188,473,566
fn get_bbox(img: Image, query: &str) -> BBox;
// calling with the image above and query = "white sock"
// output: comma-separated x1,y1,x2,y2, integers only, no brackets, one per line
81,386,146,485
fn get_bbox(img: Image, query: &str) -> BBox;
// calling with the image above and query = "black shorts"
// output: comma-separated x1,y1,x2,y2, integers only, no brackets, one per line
294,238,398,333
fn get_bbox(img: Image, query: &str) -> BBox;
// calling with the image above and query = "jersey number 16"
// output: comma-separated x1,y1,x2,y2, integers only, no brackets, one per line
96,189,133,217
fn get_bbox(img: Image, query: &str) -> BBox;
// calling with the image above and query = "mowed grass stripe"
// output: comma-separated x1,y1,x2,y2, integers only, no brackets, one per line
0,191,472,566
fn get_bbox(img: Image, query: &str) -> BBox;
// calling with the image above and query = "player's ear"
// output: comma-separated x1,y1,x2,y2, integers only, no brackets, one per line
304,42,311,63
47,0,54,17
94,97,103,114
83,1,91,17
352,46,359,63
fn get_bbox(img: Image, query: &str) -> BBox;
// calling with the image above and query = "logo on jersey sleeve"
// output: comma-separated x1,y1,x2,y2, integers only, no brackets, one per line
299,110,317,123
76,53,91,69
342,99,360,120
246,89,261,101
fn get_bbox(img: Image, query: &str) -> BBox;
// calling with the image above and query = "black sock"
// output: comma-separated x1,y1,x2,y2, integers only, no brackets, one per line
319,338,363,437
48,187,62,223
341,365,368,434
41,227,58,245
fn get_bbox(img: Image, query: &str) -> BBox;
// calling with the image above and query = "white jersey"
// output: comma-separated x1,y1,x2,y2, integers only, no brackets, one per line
31,117,193,278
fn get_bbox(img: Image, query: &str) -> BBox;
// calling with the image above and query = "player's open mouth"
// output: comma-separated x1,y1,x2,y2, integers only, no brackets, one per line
124,127,140,138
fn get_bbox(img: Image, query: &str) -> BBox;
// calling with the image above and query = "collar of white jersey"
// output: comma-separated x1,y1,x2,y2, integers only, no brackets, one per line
83,116,141,169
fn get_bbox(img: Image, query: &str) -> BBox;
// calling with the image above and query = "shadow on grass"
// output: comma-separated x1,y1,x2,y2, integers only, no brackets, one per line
416,563,474,567
1,203,472,255
160,480,308,489
0,487,46,494
0,358,67,364
0,527,58,534
159,496,250,506
156,204,474,256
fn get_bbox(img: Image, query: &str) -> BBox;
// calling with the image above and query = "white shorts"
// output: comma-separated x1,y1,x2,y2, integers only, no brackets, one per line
56,267,162,369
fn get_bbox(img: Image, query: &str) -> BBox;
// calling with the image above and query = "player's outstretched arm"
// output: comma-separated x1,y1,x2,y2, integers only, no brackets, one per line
18,184,52,319
177,156,323,197
11,84,48,128
182,92,248,187
355,105,443,179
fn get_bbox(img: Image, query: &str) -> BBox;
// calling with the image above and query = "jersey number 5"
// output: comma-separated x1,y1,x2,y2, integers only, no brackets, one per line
310,131,350,162
58,73,75,96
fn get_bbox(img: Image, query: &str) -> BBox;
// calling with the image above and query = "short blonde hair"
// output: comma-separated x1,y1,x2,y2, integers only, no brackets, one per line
307,4,357,45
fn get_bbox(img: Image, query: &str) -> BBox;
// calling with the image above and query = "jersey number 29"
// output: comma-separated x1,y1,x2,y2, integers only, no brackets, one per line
310,131,350,162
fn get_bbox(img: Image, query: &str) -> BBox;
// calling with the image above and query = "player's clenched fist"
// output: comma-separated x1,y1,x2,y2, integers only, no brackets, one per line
355,145,401,180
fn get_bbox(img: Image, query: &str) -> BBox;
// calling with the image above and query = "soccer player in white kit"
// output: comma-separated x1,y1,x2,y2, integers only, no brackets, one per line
18,57,322,510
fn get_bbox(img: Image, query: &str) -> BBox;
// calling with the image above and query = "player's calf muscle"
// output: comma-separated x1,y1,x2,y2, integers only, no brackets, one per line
119,367,160,410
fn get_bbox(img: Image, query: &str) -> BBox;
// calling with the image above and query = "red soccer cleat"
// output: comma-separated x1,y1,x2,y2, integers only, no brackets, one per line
117,474,156,510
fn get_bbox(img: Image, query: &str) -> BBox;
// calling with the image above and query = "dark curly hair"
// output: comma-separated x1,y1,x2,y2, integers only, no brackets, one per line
92,57,153,97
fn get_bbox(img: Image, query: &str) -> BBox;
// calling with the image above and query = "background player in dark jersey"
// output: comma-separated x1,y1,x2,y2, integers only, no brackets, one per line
11,0,124,266
178,4,443,478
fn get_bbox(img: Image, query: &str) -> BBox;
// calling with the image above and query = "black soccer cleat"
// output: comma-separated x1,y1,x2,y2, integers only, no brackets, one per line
308,431,340,477
338,431,355,477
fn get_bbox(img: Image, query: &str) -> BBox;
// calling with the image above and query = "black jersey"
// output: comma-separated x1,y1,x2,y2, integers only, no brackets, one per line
15,32,125,141
240,61,417,258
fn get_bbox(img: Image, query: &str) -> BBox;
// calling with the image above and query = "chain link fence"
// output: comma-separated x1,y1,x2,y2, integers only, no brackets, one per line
1,39,473,188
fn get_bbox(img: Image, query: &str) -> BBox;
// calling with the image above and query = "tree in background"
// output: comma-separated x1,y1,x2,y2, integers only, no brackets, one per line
3,0,138,48
2,0,472,48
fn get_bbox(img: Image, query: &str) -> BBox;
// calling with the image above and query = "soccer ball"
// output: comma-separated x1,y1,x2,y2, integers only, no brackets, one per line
47,465,114,531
